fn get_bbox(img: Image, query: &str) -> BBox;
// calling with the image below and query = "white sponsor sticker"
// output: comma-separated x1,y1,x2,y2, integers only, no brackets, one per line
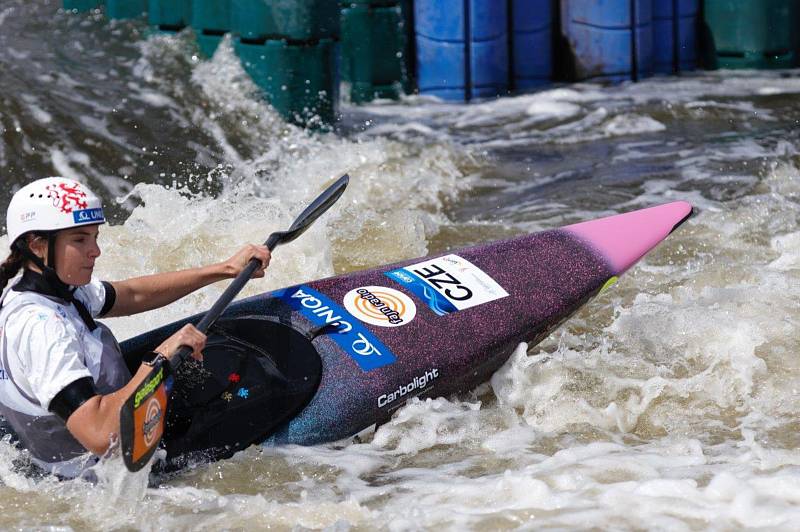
401,254,508,312
343,286,417,327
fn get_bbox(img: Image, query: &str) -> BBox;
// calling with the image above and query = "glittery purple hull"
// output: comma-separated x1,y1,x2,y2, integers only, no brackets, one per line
123,202,691,445
262,229,614,445
123,229,615,447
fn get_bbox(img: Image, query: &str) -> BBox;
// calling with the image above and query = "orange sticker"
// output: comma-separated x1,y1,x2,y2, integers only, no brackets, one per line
131,383,167,463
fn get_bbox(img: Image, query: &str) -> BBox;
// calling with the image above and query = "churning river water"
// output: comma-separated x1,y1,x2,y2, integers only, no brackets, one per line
1,1,800,530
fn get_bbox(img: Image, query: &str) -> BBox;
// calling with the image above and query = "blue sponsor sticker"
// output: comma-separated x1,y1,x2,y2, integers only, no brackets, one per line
277,285,396,371
385,268,457,316
73,208,105,224
386,255,509,315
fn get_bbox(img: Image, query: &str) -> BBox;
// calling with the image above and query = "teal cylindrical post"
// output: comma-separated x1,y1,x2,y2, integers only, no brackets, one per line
148,0,192,29
63,0,104,12
234,38,338,127
340,1,412,103
107,0,147,19
231,0,341,126
192,0,231,57
702,0,797,69
231,0,340,42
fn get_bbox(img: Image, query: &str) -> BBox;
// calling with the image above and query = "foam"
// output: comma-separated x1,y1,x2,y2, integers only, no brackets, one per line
1,14,799,527
602,113,666,136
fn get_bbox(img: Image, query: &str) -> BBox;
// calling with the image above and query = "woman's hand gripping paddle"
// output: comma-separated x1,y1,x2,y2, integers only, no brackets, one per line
119,174,349,472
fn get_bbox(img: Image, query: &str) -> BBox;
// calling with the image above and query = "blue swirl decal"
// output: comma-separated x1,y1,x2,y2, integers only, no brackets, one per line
276,285,396,371
73,208,105,224
385,269,458,316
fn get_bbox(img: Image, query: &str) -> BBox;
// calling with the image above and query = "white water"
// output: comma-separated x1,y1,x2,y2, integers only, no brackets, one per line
1,6,800,529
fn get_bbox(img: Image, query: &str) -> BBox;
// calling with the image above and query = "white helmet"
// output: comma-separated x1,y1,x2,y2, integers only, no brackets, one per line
6,177,106,247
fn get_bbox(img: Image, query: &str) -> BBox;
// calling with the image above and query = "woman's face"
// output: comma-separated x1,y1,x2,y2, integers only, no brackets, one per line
30,225,102,285
55,225,102,285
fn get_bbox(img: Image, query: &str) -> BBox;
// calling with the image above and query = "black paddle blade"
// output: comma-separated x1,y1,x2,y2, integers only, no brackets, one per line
290,174,349,232
120,358,172,472
267,174,349,249
158,317,322,471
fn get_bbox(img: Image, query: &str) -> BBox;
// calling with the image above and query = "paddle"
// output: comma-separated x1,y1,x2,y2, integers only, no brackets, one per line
119,174,349,472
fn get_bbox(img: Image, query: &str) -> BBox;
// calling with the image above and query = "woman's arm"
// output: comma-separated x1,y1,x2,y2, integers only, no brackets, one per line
64,324,206,456
104,244,270,317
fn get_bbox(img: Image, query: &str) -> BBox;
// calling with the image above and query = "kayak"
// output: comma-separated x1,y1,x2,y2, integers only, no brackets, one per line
120,201,693,468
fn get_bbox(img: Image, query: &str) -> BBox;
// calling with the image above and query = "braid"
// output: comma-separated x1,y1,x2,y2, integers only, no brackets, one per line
0,248,25,292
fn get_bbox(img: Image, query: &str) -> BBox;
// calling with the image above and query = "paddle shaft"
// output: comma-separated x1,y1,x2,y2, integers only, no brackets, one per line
166,172,349,369
168,175,347,368
169,233,282,370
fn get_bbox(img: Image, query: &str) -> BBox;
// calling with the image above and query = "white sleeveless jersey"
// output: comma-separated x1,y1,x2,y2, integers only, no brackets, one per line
0,277,131,478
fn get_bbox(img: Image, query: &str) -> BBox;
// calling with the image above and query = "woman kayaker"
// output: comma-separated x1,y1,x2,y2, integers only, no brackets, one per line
0,177,270,478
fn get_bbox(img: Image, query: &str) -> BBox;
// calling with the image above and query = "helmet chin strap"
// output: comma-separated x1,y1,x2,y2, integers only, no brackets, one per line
13,233,70,292
47,232,57,273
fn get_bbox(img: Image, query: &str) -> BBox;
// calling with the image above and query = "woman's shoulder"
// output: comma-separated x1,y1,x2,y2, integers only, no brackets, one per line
5,298,63,321
73,277,108,316
1,289,58,317
1,293,72,337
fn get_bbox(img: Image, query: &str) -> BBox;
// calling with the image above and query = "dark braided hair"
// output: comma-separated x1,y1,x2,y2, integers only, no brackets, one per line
0,247,25,293
0,232,49,292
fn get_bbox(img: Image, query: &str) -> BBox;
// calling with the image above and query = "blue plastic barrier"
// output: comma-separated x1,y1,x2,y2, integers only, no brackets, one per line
511,0,553,91
653,0,699,73
676,0,699,70
415,0,509,101
560,0,653,82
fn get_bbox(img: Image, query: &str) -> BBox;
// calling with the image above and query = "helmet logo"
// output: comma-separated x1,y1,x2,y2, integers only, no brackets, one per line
47,182,88,214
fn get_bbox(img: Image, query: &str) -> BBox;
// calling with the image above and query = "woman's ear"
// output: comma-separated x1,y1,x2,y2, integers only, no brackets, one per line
26,234,48,263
